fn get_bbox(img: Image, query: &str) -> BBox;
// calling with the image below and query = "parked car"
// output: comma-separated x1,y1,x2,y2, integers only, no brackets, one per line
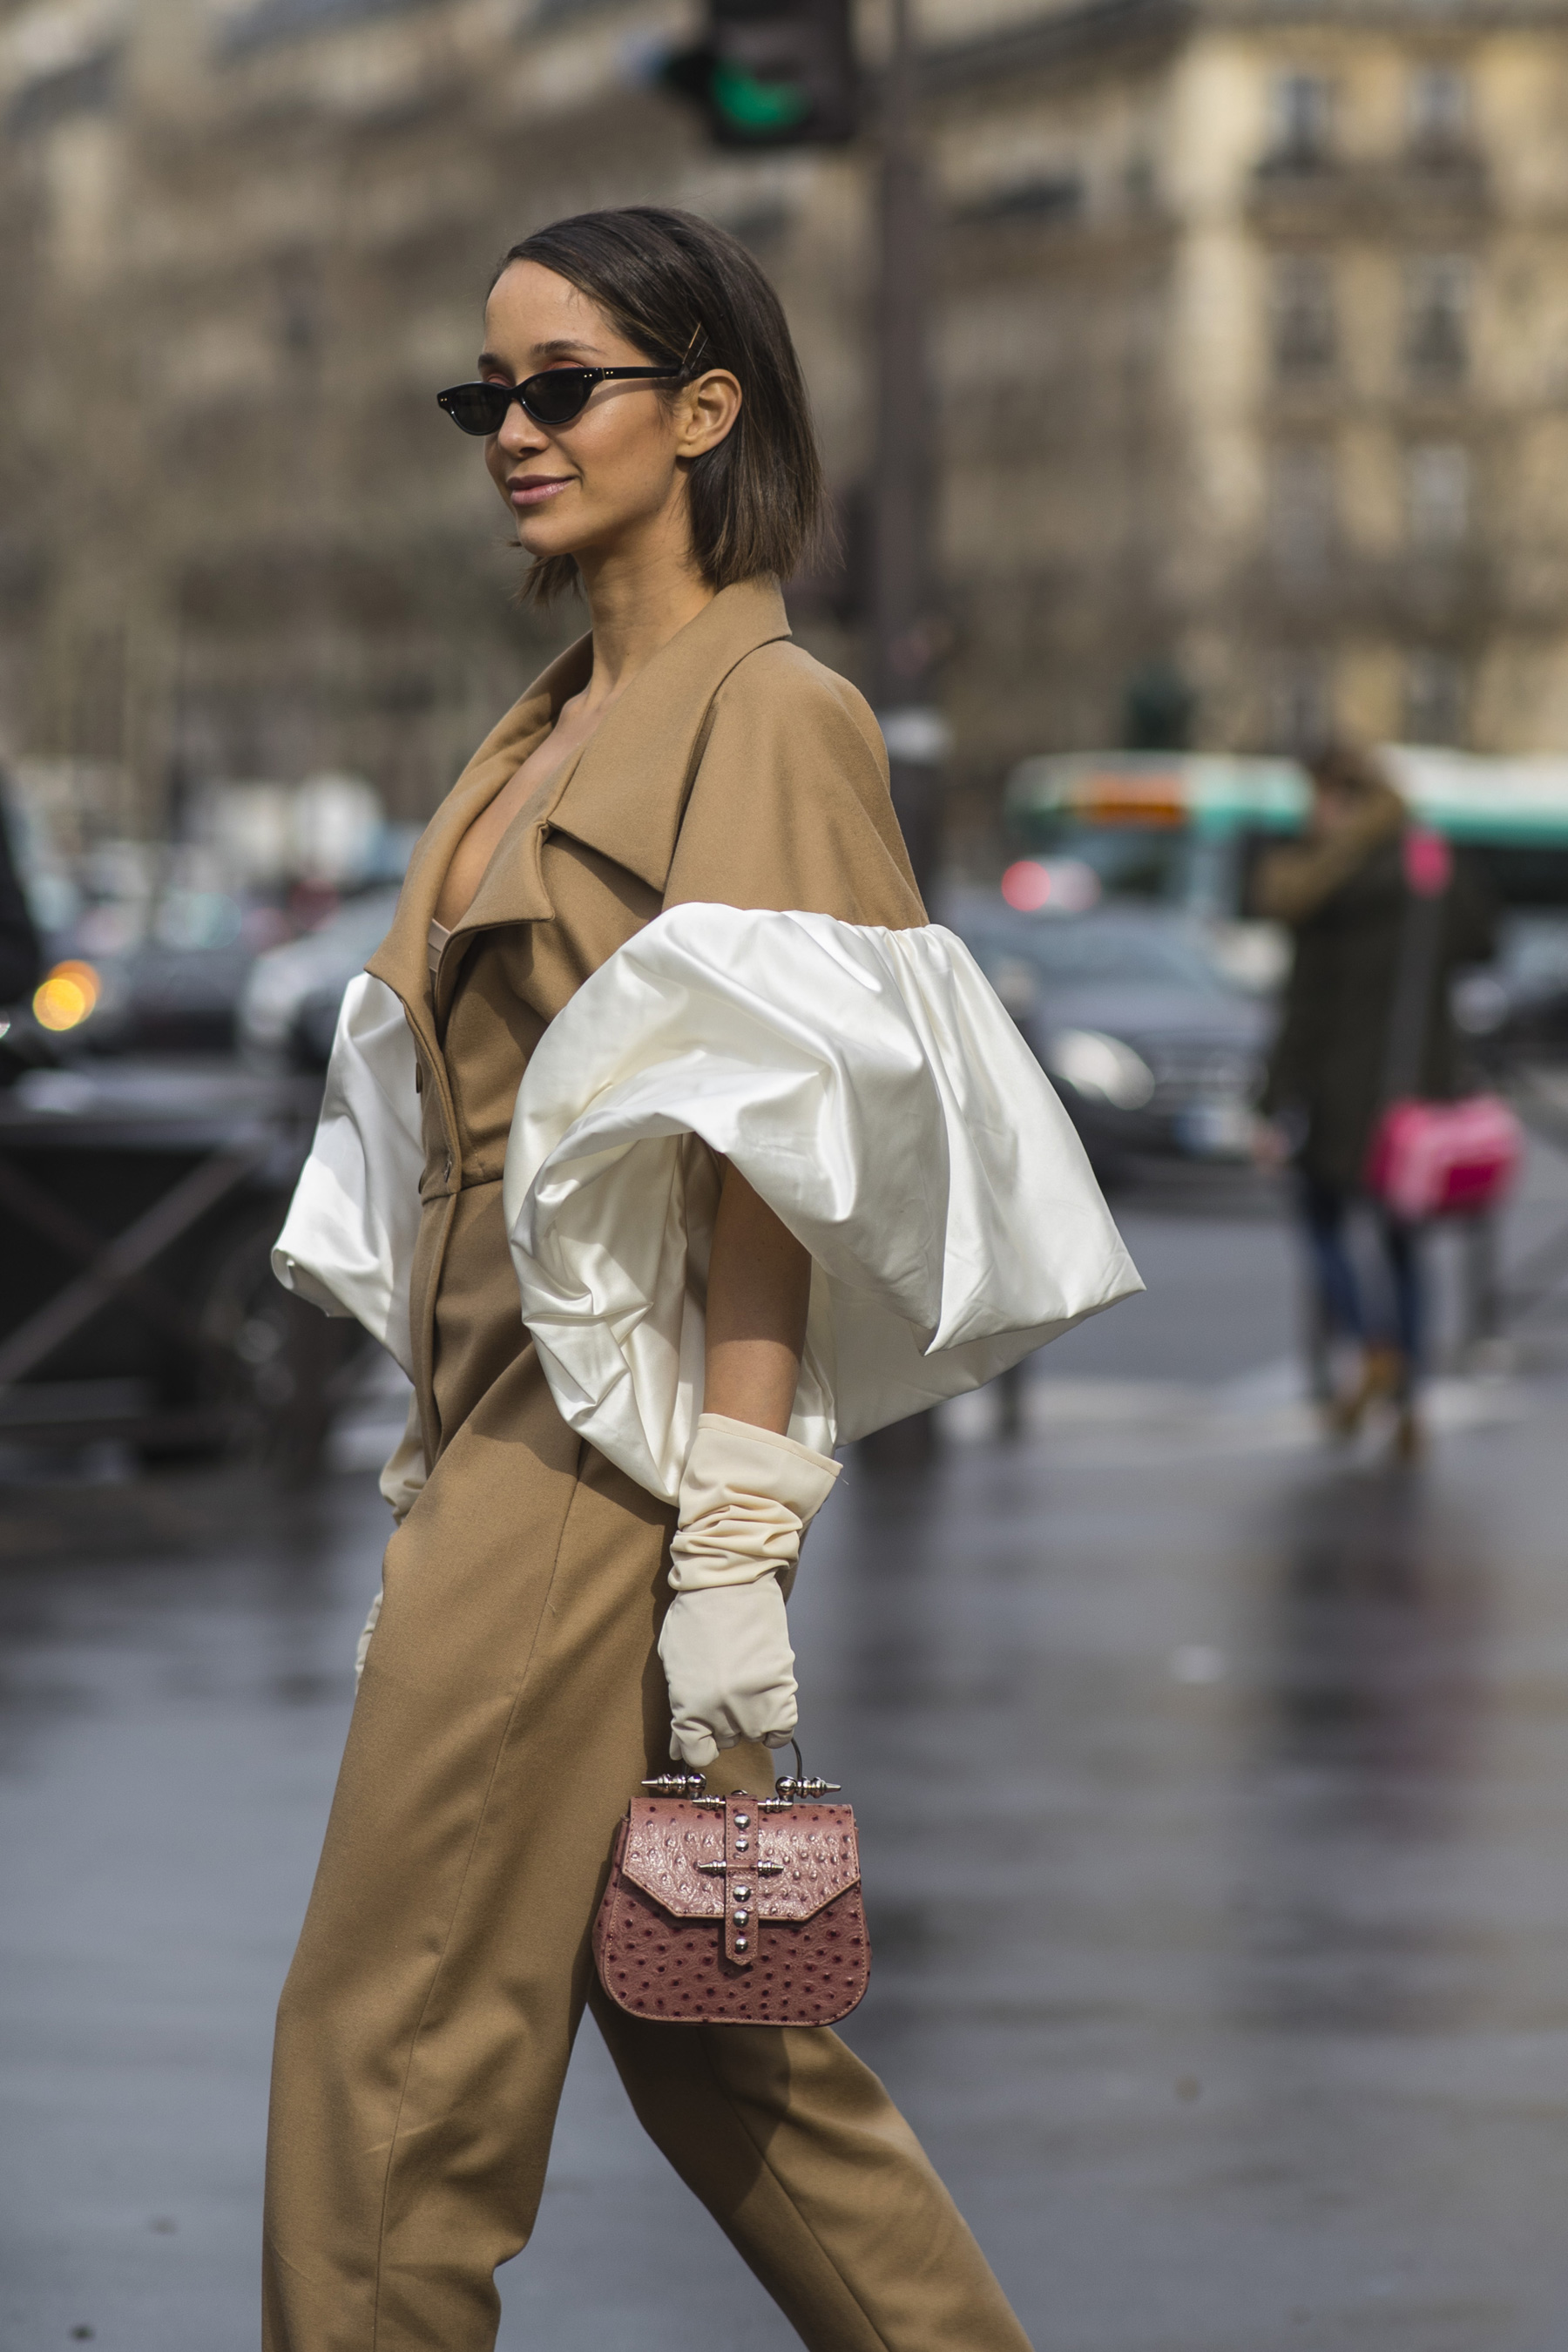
238,886,402,1069
32,889,265,1055
1452,909,1568,1065
945,889,1270,1173
89,936,259,1053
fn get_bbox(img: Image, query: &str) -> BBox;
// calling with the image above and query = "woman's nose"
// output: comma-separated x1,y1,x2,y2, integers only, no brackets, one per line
496,398,547,459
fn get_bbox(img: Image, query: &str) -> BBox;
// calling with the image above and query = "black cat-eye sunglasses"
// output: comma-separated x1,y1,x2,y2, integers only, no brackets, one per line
436,365,683,436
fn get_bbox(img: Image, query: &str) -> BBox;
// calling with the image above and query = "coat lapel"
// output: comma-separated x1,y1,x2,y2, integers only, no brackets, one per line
365,632,593,1051
365,576,792,1051
547,577,791,893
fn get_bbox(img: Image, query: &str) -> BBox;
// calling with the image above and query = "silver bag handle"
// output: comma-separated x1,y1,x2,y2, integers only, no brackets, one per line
643,1739,841,1811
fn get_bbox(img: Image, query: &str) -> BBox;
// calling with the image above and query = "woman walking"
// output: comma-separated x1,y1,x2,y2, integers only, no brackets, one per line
1255,742,1494,1456
266,206,1138,2351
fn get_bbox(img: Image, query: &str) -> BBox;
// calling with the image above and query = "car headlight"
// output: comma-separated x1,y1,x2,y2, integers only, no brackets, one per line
1045,1027,1157,1111
239,962,303,1045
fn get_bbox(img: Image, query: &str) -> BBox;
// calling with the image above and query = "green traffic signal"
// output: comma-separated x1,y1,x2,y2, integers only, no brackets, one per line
657,2,855,149
710,58,812,136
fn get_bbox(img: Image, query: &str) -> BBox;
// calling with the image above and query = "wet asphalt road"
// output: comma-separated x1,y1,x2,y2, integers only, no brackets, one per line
6,1159,1568,2352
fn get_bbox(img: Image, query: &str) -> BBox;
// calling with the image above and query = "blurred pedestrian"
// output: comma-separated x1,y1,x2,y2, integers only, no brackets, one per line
262,206,1130,2352
1253,742,1495,1456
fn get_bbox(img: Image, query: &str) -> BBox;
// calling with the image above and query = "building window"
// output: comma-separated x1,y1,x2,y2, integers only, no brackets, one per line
1273,652,1333,752
1407,443,1470,550
1405,255,1471,384
7,47,119,133
1404,649,1467,743
959,173,1085,226
275,252,321,362
1269,71,1334,168
1269,443,1335,578
1409,64,1470,156
1124,154,1156,212
1272,253,1337,379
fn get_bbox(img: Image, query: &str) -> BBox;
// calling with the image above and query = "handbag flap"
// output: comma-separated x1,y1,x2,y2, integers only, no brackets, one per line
620,1797,860,1922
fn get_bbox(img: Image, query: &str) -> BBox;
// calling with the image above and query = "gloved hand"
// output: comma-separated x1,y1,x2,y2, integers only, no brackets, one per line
659,1413,840,1768
659,1579,799,1765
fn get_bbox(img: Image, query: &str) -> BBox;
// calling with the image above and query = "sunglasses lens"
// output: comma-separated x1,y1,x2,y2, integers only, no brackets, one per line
440,384,510,436
521,370,594,425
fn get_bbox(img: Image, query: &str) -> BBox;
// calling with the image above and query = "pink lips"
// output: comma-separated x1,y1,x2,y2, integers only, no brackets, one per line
510,476,571,507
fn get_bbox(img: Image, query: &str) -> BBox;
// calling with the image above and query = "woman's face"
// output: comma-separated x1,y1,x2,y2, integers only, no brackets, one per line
477,261,740,571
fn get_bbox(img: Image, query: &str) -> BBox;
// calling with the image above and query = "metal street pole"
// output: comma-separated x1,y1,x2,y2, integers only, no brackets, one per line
862,0,942,1469
870,0,943,905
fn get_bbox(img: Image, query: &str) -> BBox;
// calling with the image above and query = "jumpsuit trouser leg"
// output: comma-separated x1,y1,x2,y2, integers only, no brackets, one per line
262,1351,1031,2352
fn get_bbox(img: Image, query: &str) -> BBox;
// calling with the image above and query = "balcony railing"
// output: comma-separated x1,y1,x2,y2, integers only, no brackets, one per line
1248,150,1490,233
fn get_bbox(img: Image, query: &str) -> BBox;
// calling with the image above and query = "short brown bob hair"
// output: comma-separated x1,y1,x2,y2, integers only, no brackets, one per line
493,206,828,606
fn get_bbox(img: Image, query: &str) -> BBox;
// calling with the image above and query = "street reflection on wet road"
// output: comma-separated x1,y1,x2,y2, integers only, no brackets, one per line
1247,1467,1493,2035
5,1200,1568,2351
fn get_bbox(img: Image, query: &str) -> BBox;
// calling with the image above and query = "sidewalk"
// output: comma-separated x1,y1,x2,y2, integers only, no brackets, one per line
5,1163,1568,2349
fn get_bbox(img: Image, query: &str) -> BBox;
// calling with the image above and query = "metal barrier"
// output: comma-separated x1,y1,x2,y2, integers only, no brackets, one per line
0,1061,363,1477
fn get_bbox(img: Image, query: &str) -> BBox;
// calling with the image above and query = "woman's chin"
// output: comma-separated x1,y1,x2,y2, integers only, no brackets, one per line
516,523,585,565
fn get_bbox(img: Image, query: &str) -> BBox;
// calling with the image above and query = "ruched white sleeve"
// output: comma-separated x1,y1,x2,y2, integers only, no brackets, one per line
271,972,423,1376
503,903,1142,1503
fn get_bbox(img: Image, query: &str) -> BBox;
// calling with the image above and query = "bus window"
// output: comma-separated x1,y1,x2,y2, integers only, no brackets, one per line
1017,819,1200,903
1470,844,1568,909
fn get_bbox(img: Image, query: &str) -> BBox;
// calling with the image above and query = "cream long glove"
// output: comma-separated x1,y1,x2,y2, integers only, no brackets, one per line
659,1412,841,1767
355,1390,428,1686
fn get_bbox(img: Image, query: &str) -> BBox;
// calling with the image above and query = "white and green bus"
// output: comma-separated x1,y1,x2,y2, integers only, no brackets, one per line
1002,747,1568,992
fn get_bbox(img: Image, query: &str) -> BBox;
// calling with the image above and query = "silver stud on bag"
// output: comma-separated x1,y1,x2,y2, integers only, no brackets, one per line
770,1774,841,1803
762,1741,842,1810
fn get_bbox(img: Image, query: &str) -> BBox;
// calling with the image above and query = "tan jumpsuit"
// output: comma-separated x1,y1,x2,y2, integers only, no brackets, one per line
261,578,1034,2352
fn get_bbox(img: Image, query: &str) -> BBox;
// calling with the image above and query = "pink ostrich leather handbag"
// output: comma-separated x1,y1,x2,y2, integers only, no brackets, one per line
593,1757,870,2028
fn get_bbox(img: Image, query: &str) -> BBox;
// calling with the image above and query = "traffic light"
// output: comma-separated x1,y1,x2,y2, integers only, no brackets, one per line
661,0,858,150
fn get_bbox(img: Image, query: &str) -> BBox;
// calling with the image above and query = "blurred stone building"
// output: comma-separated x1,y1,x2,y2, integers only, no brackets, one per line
3,0,1568,854
930,0,1568,792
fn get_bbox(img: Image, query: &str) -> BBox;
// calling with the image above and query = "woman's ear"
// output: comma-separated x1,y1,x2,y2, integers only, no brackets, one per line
677,368,743,460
